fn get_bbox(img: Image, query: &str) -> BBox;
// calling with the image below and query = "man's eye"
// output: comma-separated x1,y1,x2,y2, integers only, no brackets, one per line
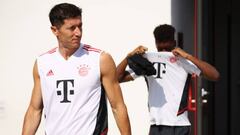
69,26,75,30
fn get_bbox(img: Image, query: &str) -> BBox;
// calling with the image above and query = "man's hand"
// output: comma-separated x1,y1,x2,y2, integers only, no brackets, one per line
127,45,148,58
172,47,190,59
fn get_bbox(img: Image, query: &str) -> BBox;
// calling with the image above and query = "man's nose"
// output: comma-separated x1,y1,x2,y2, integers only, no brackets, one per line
74,27,81,36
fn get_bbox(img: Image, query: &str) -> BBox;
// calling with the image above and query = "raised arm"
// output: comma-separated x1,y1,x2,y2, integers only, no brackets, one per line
172,47,220,81
22,61,43,135
100,52,131,135
116,45,148,82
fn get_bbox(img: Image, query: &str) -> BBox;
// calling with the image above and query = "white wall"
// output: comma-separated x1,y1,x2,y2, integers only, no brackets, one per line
0,0,170,134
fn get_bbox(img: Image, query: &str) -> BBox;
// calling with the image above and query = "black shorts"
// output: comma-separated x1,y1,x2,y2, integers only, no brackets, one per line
149,125,191,135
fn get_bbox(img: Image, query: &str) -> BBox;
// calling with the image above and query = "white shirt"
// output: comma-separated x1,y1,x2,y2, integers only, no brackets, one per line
129,52,200,126
37,44,107,135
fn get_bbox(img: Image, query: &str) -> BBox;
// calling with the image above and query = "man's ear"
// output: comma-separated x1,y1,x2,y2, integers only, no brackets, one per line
51,26,58,36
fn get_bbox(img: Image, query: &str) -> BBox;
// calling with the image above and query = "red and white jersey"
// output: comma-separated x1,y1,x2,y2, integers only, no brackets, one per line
129,52,200,126
37,44,108,135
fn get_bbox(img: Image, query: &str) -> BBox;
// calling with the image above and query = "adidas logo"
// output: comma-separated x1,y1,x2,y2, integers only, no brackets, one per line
47,70,54,76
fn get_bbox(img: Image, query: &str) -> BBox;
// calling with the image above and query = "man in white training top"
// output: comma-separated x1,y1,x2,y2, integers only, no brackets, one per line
22,3,131,135
117,24,219,135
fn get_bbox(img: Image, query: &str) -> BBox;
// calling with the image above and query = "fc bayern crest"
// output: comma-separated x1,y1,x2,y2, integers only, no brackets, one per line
78,64,90,76
169,56,177,63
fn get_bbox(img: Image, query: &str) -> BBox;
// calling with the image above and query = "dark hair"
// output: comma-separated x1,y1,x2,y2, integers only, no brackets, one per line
49,3,82,28
153,24,175,43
